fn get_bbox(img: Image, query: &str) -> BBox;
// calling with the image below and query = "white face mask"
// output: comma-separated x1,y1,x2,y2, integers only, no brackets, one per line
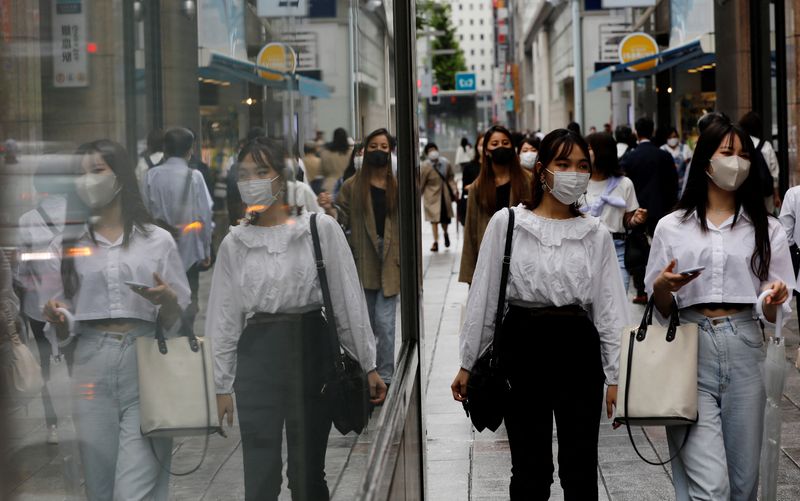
75,172,120,209
237,175,281,212
544,169,590,205
354,156,363,170
520,151,537,169
707,156,751,192
667,138,680,148
427,150,440,161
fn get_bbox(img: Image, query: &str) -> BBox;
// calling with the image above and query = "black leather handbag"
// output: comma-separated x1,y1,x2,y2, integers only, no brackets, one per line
310,213,371,435
463,208,514,432
624,226,650,275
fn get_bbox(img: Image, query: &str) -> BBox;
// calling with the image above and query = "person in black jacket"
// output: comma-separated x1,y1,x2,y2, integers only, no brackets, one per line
620,117,678,303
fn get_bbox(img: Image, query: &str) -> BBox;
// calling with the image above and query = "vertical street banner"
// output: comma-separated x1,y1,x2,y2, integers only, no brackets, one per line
51,0,88,88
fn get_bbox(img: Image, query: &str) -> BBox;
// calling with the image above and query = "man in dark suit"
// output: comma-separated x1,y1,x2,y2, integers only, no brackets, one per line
621,117,679,303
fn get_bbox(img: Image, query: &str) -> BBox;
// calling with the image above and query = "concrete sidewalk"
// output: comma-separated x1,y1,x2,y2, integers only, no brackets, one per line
4,219,800,500
419,225,800,500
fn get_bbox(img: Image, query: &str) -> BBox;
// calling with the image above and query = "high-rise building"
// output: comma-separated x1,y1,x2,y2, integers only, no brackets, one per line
447,0,495,92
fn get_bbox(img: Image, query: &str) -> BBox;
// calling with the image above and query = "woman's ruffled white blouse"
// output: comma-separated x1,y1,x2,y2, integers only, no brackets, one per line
206,213,377,394
459,205,631,384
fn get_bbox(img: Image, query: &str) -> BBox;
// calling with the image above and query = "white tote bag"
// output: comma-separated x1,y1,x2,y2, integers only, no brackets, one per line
615,298,698,464
136,329,219,438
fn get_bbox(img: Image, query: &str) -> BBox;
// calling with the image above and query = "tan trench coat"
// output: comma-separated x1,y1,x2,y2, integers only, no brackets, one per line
420,159,458,223
336,176,401,297
458,173,532,284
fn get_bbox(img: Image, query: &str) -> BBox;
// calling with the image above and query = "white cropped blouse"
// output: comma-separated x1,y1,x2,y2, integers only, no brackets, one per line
206,213,377,394
459,206,631,385
645,209,795,321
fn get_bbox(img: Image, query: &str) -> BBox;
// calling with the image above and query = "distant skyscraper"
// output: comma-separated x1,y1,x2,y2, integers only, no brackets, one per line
445,0,495,92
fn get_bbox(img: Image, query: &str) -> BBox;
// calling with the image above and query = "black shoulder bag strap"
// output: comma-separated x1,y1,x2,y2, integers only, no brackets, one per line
489,207,515,368
623,297,689,466
36,206,58,232
310,214,343,369
757,137,766,152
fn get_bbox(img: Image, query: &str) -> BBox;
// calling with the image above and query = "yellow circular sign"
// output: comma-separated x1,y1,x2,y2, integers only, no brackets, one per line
618,33,659,72
256,43,297,81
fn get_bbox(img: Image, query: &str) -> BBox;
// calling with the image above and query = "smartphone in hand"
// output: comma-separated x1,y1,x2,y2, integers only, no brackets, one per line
677,266,705,276
124,280,152,292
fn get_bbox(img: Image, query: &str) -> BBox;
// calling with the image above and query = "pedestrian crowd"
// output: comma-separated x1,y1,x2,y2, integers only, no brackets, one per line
0,109,796,501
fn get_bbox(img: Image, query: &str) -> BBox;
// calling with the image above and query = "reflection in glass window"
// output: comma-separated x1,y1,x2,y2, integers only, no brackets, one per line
1,2,403,499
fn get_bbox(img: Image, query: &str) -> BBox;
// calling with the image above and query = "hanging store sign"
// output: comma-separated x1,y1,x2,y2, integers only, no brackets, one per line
618,32,659,72
51,0,88,87
257,0,308,17
256,43,297,81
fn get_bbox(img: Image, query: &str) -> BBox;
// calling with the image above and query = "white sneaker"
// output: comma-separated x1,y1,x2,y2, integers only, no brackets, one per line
46,425,59,445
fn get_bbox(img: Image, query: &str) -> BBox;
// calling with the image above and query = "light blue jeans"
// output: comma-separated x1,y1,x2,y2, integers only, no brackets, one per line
614,238,629,293
72,323,172,501
667,309,766,501
364,289,398,385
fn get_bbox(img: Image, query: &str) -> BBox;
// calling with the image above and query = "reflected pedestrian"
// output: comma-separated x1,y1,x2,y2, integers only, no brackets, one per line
43,139,191,501
208,137,386,501
15,161,70,444
452,129,629,499
459,125,531,285
420,143,458,252
326,128,400,387
142,128,213,324
320,127,352,194
645,118,794,500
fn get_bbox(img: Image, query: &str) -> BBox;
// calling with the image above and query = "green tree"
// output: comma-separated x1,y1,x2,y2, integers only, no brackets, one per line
417,1,467,90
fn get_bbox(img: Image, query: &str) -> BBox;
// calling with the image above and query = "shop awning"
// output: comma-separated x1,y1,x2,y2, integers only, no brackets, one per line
587,39,715,92
198,52,332,99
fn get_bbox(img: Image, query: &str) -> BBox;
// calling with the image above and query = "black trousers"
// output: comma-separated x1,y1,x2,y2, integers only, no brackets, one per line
501,307,605,501
234,312,333,501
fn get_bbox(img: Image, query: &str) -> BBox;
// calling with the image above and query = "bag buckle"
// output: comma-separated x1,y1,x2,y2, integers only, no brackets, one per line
316,259,325,271
502,256,511,265
635,327,646,342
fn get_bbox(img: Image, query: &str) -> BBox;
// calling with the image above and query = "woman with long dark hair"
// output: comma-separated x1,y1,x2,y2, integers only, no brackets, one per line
326,128,401,386
43,140,190,500
320,127,352,193
645,119,794,500
209,137,386,500
458,125,531,284
452,129,629,499
584,132,647,291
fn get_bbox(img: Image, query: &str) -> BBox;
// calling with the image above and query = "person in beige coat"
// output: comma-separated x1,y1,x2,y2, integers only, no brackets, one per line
420,142,459,252
319,127,352,194
459,125,532,284
321,128,401,385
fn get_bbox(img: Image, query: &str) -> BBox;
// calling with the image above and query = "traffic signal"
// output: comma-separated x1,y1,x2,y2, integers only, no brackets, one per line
431,85,439,96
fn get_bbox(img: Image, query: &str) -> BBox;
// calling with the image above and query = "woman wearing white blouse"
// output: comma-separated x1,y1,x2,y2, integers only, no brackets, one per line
208,138,386,501
43,140,190,501
584,132,647,291
645,119,794,501
451,129,630,500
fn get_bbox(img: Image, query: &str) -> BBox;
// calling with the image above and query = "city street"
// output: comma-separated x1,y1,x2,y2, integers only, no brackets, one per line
4,221,800,500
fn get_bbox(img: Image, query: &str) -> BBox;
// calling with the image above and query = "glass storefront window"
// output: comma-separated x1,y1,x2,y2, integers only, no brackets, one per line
0,1,419,499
